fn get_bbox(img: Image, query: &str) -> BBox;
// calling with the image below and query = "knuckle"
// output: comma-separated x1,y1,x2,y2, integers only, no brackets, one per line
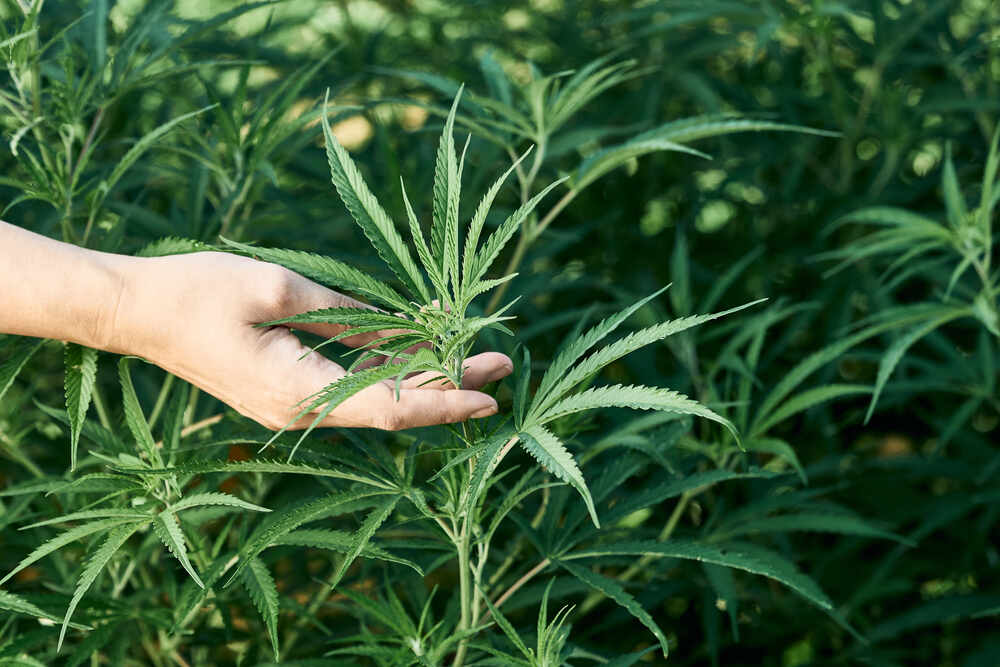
258,264,297,311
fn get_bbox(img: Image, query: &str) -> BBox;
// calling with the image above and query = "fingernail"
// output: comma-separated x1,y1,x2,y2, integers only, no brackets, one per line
470,400,498,419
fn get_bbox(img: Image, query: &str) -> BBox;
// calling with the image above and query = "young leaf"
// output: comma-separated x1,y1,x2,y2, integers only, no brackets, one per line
242,557,281,660
321,92,430,302
59,522,145,650
64,344,98,471
520,424,599,528
537,384,739,443
432,88,463,290
220,238,409,310
154,511,205,588
166,491,271,514
118,358,159,466
558,560,669,657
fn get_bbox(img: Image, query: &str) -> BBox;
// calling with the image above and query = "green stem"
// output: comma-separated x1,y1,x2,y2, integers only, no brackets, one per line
92,383,113,430
147,373,175,431
451,519,473,667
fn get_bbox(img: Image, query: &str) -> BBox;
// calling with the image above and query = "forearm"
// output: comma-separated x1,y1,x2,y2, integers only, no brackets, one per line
0,221,134,351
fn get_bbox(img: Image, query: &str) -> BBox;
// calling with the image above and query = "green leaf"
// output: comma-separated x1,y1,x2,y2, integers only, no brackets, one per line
242,557,281,660
220,238,408,311
135,237,211,257
321,92,429,302
716,512,913,544
323,496,401,593
533,299,764,421
533,287,670,407
0,590,86,628
20,509,151,530
634,114,840,145
118,358,159,465
166,491,271,514
573,138,711,191
121,459,393,490
0,336,43,404
462,147,532,288
102,105,215,199
59,522,144,650
752,384,871,436
864,310,967,423
520,425,599,528
565,539,834,612
269,528,422,573
481,588,533,660
259,307,423,333
64,344,98,471
154,511,205,588
401,177,447,298
432,88,463,290
469,176,568,283
1,517,147,586
558,560,669,657
226,489,390,586
744,438,807,484
942,144,968,228
538,384,738,443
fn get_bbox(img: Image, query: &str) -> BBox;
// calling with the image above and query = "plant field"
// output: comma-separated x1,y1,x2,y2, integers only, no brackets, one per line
0,1,998,665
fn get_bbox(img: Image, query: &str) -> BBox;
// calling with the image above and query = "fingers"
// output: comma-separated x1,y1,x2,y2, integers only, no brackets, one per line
315,383,499,431
398,352,513,390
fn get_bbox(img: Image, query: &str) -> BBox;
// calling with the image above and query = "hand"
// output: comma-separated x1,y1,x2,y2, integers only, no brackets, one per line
109,252,512,431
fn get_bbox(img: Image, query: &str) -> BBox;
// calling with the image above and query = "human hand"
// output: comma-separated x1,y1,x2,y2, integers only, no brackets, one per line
108,252,512,430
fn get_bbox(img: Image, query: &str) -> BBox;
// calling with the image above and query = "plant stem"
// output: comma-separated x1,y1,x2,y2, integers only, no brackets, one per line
452,517,474,667
488,557,551,618
147,373,175,431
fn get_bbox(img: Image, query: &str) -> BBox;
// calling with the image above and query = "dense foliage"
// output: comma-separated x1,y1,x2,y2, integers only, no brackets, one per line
1,1,998,665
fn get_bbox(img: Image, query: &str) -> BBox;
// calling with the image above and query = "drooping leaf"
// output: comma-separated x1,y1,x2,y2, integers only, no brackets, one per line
323,495,401,593
558,560,669,657
64,344,98,470
0,336,44,404
154,511,205,588
0,589,86,628
520,425,599,528
242,557,281,660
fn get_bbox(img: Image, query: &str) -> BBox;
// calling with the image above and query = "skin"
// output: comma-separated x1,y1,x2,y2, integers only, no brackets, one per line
0,221,512,431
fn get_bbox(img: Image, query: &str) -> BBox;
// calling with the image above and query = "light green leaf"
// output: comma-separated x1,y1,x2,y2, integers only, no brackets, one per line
220,238,409,310
520,425,599,528
0,589,87,628
64,344,98,471
321,92,429,302
752,383,871,436
323,495,400,593
154,511,205,588
166,491,271,514
573,138,711,191
269,528,422,574
118,358,159,465
120,459,394,491
538,384,738,443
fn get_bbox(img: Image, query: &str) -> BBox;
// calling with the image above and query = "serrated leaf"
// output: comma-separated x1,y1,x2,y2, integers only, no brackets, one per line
573,138,711,190
752,384,871,436
269,528,422,574
321,92,429,302
220,238,409,310
532,299,763,421
538,384,738,443
118,459,394,490
0,336,43,404
242,557,281,660
0,590,86,628
565,539,834,612
226,489,389,586
166,491,270,514
20,509,151,530
481,588,532,660
59,522,144,650
432,88,463,289
117,358,159,465
520,425,599,528
469,176,568,283
323,495,400,593
135,237,211,257
260,307,424,333
864,310,967,423
558,560,669,657
1,517,148,586
154,511,204,588
716,512,913,544
64,344,98,471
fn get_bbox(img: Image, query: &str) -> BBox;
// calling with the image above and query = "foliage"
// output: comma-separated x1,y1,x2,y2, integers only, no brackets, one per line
0,1,998,666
